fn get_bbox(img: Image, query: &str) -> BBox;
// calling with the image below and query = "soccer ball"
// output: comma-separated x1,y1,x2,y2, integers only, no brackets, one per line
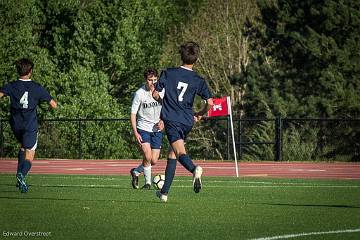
152,174,165,190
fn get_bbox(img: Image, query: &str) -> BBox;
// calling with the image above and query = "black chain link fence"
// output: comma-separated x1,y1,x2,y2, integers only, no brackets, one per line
1,117,359,161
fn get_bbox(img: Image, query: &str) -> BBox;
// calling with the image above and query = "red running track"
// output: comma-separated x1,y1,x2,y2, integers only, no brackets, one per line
0,159,359,180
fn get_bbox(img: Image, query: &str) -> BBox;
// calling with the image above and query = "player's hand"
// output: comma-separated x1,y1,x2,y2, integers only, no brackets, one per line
194,114,203,122
149,84,156,93
134,132,142,145
156,120,164,131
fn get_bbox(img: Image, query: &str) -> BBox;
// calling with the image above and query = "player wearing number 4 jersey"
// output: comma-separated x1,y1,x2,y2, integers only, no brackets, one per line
0,58,57,193
152,41,213,202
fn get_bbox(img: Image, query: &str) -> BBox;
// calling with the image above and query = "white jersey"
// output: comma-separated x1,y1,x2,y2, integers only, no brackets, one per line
131,85,164,132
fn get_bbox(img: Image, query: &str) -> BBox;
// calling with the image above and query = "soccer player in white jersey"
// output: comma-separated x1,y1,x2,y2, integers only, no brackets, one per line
130,68,164,189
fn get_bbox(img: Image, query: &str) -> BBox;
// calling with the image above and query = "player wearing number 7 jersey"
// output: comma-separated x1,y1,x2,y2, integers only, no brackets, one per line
0,58,57,193
152,41,213,202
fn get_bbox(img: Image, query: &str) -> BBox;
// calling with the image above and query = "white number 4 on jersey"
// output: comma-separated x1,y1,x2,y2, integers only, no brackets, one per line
20,91,29,109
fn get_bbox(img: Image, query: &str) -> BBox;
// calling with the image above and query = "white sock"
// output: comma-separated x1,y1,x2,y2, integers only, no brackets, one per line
143,166,152,185
134,164,144,176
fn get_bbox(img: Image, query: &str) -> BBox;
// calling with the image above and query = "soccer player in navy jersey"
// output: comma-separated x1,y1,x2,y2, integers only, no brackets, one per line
0,58,57,193
152,41,213,202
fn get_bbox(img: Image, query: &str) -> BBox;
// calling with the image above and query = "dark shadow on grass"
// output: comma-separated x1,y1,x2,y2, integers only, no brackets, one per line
1,184,19,187
0,196,166,204
38,185,130,190
0,183,131,190
249,202,360,209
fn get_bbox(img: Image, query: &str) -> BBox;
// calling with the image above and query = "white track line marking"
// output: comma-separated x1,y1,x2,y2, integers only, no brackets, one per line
248,228,360,240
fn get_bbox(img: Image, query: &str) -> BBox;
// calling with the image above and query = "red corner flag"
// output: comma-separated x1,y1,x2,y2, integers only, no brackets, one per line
207,96,239,177
208,96,229,117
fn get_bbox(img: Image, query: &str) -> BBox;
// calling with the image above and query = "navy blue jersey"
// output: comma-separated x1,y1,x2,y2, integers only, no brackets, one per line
0,79,52,131
155,67,212,126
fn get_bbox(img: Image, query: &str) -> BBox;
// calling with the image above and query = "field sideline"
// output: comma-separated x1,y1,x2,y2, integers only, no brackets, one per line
1,159,360,240
1,159,360,179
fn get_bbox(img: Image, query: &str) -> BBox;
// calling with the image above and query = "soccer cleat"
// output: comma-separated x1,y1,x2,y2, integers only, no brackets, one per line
16,172,29,193
20,183,29,193
193,166,203,193
130,168,139,189
156,191,168,203
16,177,20,188
141,184,151,190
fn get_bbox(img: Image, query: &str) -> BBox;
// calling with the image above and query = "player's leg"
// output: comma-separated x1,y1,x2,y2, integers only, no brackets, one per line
131,149,151,189
170,140,202,193
143,147,161,190
171,139,196,172
22,132,37,177
170,124,203,193
141,142,153,189
142,131,163,190
132,129,153,189
11,128,24,188
17,130,37,193
141,131,163,189
150,131,163,166
131,129,149,189
156,123,182,201
159,148,177,197
17,148,25,174
15,148,25,188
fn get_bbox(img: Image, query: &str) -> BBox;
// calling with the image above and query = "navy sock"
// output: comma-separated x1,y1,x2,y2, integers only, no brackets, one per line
21,160,32,177
178,154,196,173
161,158,177,195
17,150,25,174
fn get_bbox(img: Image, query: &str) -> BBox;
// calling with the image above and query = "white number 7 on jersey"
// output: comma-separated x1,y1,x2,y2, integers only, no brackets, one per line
177,82,188,102
20,91,29,109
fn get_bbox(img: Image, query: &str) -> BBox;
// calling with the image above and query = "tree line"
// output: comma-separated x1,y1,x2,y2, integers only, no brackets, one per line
0,0,359,160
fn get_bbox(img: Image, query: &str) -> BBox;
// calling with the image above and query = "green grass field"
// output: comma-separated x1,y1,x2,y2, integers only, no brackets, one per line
0,174,359,240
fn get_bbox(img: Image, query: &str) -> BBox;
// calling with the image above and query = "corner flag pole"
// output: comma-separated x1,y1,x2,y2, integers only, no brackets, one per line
227,96,239,177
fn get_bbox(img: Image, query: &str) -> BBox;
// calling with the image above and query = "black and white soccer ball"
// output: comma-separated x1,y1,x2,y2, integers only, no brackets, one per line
152,174,165,190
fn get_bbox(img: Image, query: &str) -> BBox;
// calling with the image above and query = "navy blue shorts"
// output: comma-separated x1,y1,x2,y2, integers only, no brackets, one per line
11,127,38,150
164,121,193,144
137,129,163,149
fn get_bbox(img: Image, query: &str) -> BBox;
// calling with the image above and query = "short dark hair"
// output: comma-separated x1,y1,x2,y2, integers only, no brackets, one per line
16,58,33,76
179,41,200,64
143,68,158,79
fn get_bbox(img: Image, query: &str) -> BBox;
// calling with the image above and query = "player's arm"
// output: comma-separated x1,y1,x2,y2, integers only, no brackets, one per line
152,90,162,103
0,86,9,98
194,98,213,122
130,113,142,145
130,93,142,145
152,71,166,103
155,119,164,131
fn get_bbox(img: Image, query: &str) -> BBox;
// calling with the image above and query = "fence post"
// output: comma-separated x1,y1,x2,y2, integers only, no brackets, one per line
275,116,282,161
78,119,82,159
0,120,3,157
238,117,242,160
227,116,230,160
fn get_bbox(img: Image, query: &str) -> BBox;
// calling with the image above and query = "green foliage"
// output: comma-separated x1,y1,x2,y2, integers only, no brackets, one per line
241,119,275,161
0,0,200,159
244,0,360,118
237,0,360,161
1,0,358,161
282,124,318,161
187,118,229,160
